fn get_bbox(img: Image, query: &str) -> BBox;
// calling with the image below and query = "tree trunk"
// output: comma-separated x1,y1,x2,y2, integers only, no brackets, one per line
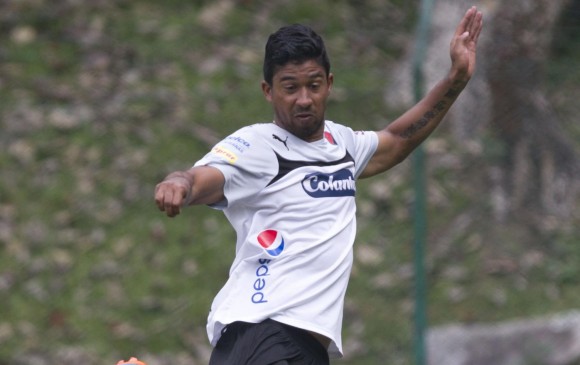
484,0,579,225
385,0,579,232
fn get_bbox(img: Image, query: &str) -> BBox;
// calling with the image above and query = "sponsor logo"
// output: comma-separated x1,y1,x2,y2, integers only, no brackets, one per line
251,258,271,304
302,169,356,197
257,229,285,257
224,135,251,153
250,229,284,304
211,146,237,164
272,134,289,150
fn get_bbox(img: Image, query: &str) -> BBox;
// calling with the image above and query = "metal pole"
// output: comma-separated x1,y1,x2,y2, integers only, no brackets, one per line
411,0,435,364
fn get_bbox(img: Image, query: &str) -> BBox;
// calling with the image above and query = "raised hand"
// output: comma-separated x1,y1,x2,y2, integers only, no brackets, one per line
449,6,483,82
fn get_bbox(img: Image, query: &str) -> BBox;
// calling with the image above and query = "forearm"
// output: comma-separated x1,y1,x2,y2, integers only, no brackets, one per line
384,5,482,157
155,166,225,217
164,166,225,206
360,73,470,178
386,74,467,148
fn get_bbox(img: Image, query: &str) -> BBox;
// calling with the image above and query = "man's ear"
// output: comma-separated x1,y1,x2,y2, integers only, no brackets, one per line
261,80,272,102
327,73,334,91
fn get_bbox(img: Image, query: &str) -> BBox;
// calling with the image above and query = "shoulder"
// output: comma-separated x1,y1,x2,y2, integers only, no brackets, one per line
211,123,279,164
325,120,378,144
224,123,278,145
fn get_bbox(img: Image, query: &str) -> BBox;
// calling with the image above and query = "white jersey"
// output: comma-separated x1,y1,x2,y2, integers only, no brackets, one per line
194,121,378,358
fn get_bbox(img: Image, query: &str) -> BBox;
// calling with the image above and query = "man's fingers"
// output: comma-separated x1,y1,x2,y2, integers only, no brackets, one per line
168,189,184,217
455,6,484,47
154,184,166,211
464,8,483,43
453,8,483,53
454,6,476,38
164,189,183,217
471,11,483,43
154,183,185,217
171,186,186,208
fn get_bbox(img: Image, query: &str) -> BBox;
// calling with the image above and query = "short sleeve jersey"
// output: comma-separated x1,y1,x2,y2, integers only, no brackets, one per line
194,121,378,358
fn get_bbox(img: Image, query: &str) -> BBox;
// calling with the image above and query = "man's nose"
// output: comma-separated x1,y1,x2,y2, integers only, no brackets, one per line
296,88,313,107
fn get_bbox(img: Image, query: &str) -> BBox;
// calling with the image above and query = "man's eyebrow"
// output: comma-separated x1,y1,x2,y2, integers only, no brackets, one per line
279,75,298,82
308,71,325,79
278,72,325,82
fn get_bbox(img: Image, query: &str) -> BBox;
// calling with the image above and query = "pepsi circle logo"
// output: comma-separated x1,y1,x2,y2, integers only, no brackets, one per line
257,229,285,257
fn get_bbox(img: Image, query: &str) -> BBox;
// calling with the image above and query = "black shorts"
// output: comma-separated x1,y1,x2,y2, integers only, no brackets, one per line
209,319,330,365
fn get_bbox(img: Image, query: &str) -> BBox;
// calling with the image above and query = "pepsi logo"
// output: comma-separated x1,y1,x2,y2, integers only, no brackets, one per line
257,229,285,257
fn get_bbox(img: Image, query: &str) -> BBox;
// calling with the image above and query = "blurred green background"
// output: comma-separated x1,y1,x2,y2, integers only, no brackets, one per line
1,0,579,364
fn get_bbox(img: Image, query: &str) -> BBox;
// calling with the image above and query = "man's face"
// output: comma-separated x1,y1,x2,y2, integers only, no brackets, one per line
262,59,333,142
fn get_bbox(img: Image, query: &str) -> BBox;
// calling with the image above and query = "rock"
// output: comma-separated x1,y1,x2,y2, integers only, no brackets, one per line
428,311,580,365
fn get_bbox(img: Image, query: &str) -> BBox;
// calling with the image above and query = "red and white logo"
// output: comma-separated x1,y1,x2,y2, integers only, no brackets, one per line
257,229,285,257
324,131,337,145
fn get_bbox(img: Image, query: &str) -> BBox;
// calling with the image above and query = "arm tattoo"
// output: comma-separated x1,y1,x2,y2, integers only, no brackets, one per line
400,82,463,138
401,116,430,138
401,100,448,138
444,82,463,99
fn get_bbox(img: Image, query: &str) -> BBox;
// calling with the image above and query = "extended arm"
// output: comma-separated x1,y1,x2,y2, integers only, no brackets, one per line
361,6,483,178
154,165,225,217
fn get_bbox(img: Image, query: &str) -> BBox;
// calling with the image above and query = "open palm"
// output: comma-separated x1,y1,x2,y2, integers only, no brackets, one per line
450,6,484,82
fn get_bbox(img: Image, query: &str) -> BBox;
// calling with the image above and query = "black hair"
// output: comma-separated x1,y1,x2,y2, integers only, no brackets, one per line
263,24,331,85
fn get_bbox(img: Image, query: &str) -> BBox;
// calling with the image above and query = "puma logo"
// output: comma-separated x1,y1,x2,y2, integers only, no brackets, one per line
272,134,289,150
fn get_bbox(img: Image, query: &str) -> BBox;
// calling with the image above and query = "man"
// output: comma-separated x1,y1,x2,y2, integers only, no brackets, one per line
154,7,483,365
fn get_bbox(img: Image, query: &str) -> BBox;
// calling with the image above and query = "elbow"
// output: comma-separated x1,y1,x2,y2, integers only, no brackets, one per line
391,138,417,165
392,147,412,165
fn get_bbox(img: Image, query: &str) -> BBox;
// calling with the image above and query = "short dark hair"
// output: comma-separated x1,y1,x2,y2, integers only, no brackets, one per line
263,24,331,85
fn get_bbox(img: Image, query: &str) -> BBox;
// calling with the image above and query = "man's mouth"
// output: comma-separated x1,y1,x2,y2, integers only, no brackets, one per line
295,112,314,121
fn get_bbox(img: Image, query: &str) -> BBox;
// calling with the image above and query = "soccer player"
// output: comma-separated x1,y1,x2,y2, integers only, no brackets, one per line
154,6,483,364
